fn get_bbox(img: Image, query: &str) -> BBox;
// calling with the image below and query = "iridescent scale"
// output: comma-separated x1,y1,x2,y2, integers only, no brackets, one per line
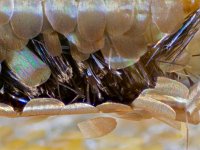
0,0,200,138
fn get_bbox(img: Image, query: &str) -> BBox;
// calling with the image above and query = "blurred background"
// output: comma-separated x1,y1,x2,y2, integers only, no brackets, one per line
0,115,199,150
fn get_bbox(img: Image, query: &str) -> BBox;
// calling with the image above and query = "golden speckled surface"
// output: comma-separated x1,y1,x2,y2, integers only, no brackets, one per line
0,1,200,150
0,115,199,150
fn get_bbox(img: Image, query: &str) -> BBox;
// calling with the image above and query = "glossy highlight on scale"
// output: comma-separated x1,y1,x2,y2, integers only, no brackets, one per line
0,0,200,143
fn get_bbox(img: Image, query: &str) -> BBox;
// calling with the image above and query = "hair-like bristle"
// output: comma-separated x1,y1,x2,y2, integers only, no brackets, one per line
0,33,163,112
0,8,200,114
148,8,200,64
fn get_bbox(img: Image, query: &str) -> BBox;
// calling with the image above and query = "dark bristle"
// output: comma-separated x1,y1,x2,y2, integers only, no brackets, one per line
1,9,200,112
147,8,200,65
0,34,165,111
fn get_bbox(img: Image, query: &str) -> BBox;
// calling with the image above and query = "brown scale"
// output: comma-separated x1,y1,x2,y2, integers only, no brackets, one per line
0,37,166,111
1,8,200,112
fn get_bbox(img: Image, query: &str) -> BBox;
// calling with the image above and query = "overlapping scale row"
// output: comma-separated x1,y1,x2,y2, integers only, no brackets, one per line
0,0,199,123
0,32,163,115
0,0,196,69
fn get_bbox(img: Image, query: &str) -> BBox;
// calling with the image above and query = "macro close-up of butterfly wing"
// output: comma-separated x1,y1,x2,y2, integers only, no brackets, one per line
1,0,200,150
